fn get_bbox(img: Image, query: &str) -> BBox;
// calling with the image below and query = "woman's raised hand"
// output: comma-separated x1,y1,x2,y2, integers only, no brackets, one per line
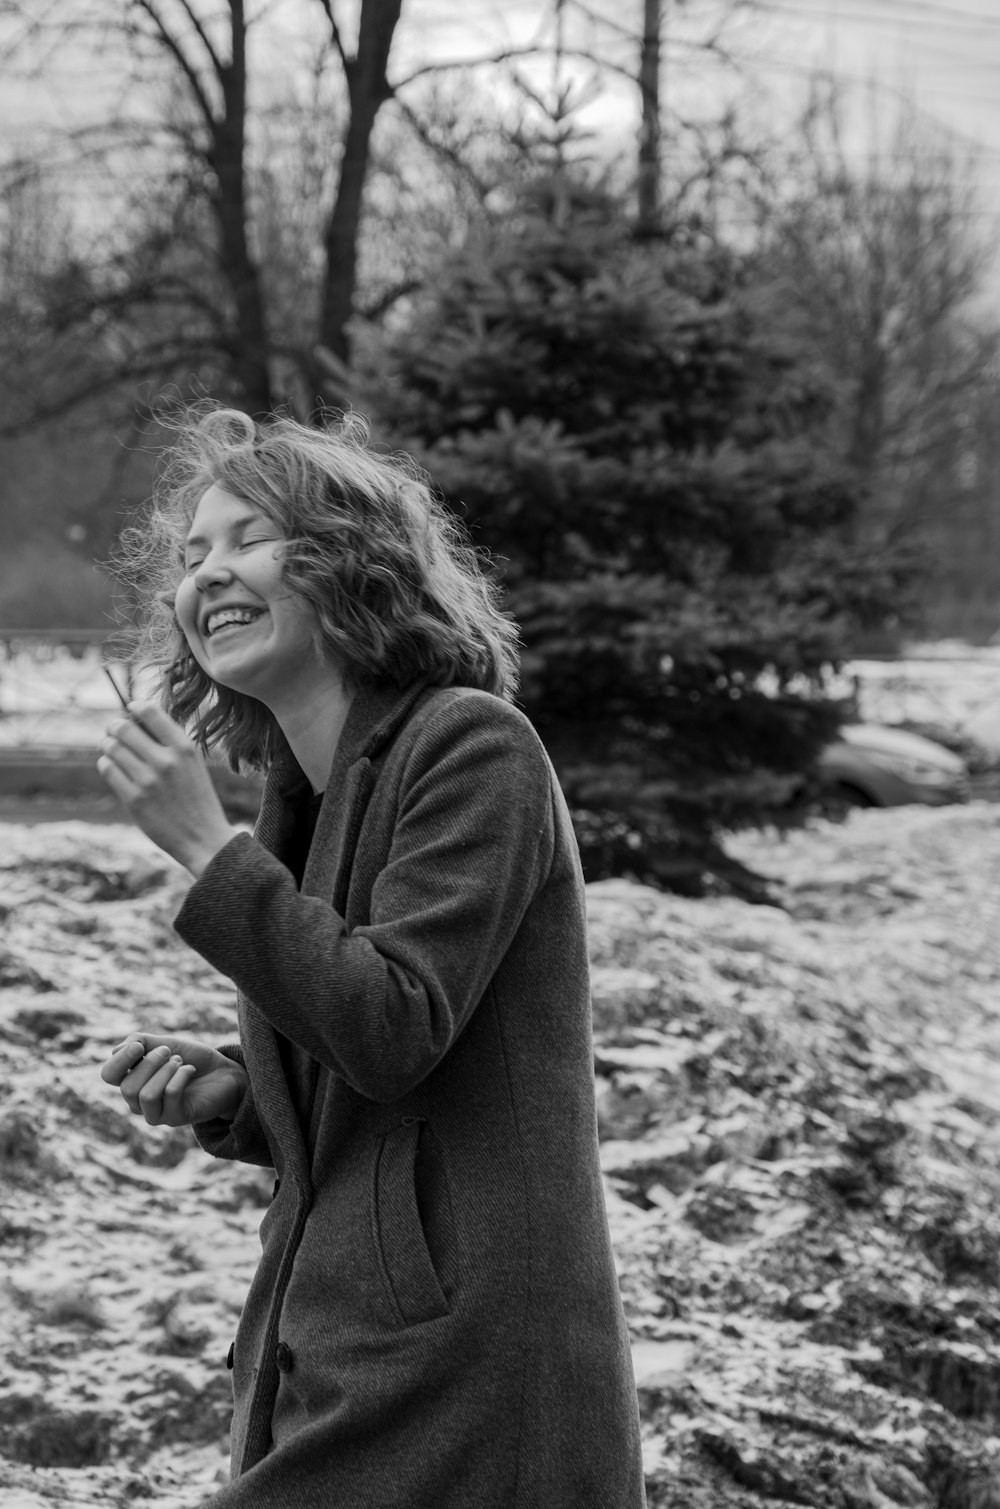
97,702,237,878
101,1035,250,1128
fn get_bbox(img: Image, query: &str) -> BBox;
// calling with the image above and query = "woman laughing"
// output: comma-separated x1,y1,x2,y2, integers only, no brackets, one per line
98,405,646,1508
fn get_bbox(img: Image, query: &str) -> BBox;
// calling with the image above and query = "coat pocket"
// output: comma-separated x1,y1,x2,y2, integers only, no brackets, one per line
373,1118,455,1328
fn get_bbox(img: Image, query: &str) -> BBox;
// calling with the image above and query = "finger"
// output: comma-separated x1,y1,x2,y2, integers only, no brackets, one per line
119,1043,174,1112
102,719,171,777
99,738,152,788
111,1035,175,1056
106,718,169,763
161,1063,199,1125
101,1039,149,1085
127,702,190,749
137,1054,187,1126
96,753,138,801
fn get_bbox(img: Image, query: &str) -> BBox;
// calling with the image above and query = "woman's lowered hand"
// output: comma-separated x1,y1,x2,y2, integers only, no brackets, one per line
97,702,237,877
101,1035,250,1128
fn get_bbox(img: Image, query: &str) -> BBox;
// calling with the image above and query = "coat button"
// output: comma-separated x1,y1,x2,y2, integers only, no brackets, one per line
275,1342,293,1373
226,1342,235,1371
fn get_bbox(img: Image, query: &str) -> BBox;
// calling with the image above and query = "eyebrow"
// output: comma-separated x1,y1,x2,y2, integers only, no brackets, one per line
183,514,272,554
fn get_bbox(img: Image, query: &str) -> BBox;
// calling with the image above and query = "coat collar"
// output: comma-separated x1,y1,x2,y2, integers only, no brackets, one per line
323,676,437,784
262,678,434,795
255,677,435,852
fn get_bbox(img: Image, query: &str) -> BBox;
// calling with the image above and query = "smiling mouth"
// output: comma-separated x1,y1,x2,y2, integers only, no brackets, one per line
204,608,266,638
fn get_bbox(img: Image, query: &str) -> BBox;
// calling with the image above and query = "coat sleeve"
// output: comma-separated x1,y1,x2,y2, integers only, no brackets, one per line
173,697,558,1103
191,1044,276,1168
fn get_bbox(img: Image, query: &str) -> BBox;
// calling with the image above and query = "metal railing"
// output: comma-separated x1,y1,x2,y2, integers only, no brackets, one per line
1,629,997,752
0,630,262,816
0,629,151,752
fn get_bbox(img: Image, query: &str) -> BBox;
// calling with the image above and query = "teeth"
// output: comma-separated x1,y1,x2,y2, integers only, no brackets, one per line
206,608,263,637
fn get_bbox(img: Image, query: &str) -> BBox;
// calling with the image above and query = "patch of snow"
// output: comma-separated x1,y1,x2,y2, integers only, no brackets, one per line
3,798,1000,1501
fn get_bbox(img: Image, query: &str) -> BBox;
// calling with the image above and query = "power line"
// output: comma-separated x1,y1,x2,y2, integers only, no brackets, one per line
760,32,1000,83
758,0,1000,32
719,36,1000,108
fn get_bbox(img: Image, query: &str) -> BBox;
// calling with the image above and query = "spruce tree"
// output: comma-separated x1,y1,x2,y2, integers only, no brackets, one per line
374,176,910,896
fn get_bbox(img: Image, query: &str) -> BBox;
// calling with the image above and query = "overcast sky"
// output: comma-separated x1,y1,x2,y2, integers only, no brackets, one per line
5,1,1000,223
558,1,1000,190
752,1,1000,189
395,1,1000,222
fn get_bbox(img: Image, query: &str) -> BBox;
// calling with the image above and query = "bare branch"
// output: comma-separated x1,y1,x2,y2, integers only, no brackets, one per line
129,0,218,127
313,0,352,77
390,95,494,200
565,0,638,43
507,68,552,119
567,0,759,59
0,340,224,439
172,0,224,76
391,46,551,92
358,276,422,322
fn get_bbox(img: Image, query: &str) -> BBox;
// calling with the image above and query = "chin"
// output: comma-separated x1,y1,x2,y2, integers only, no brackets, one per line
198,656,263,697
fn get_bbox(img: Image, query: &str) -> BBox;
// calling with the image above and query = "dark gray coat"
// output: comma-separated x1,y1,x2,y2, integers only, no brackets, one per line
178,682,646,1508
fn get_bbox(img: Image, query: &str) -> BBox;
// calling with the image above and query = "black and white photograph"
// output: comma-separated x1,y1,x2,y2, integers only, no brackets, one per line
1,2,1000,1505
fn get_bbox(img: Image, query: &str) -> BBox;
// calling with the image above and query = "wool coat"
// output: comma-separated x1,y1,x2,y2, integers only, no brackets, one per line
176,680,647,1508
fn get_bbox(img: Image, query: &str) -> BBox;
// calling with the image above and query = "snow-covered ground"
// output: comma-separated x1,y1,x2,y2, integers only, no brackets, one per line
847,642,1000,750
0,635,998,1505
2,803,1000,1506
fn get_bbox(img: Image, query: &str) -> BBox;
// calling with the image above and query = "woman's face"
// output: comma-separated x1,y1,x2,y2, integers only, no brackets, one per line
174,484,335,708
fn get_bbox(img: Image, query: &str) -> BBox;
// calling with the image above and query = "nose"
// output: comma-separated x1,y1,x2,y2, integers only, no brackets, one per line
193,554,236,593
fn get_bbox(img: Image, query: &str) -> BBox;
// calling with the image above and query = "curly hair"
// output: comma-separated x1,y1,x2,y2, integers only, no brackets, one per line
112,405,520,771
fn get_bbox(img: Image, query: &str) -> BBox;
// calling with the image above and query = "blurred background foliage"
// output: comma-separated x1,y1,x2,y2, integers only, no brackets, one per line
0,0,997,890
370,174,914,892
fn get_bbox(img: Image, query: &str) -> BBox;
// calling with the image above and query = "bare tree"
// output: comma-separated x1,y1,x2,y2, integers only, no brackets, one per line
752,80,999,549
0,0,533,429
316,0,402,372
0,0,774,432
557,0,761,231
129,0,273,411
636,0,662,236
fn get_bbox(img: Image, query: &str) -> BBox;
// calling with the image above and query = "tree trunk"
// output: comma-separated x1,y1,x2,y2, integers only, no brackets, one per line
636,0,662,237
211,0,273,414
317,0,404,371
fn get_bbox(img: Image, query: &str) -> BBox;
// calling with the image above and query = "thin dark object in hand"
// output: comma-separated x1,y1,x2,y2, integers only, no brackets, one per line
103,665,130,712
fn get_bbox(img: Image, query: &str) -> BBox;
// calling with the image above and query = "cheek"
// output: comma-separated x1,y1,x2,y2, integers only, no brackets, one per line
283,600,323,649
173,579,200,646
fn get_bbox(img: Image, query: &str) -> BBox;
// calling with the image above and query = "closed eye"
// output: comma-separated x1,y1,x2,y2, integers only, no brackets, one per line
181,537,274,572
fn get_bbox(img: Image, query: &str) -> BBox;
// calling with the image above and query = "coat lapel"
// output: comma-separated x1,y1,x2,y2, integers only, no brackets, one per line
236,679,437,1189
301,678,433,904
237,753,313,1188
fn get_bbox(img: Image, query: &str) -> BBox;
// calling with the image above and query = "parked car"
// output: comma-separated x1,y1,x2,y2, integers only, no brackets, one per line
818,723,970,808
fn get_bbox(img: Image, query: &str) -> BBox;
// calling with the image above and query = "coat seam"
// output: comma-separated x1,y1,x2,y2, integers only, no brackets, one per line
490,982,532,1509
238,1201,310,1475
